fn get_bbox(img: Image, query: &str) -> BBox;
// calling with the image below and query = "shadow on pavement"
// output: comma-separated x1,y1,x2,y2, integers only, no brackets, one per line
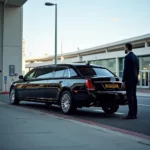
11,102,120,120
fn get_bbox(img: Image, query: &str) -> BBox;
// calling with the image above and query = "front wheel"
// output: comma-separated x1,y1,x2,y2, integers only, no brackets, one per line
102,105,119,114
60,91,77,114
9,87,20,105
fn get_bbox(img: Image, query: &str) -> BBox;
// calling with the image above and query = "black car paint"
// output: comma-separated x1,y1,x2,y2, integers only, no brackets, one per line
10,64,128,107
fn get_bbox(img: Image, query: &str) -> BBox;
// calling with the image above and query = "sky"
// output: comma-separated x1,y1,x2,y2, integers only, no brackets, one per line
23,0,150,57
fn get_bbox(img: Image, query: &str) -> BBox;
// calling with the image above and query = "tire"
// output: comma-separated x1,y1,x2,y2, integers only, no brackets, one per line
60,91,77,114
9,87,20,105
102,105,119,114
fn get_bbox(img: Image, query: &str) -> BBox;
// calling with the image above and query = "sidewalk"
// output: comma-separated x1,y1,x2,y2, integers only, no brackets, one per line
0,101,150,150
137,91,150,97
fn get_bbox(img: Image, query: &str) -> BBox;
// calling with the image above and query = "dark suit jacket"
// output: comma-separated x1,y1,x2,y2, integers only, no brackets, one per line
122,52,139,85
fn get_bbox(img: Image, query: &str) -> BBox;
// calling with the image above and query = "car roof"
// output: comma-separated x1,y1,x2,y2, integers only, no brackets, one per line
34,63,105,69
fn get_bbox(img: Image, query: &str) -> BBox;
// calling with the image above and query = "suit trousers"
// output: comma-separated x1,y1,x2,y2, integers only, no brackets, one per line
125,82,138,117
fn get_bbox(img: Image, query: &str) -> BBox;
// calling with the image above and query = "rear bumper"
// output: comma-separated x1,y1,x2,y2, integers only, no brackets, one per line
94,91,128,105
73,90,128,107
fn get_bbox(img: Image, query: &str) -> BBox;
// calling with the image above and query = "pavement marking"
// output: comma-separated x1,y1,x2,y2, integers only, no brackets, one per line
138,104,150,107
95,109,125,115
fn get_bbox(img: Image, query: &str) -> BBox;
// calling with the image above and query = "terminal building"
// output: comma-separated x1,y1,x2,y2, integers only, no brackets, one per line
0,0,27,92
26,34,150,89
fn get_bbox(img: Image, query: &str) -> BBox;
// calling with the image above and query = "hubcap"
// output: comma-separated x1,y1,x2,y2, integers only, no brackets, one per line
10,89,15,104
61,93,71,113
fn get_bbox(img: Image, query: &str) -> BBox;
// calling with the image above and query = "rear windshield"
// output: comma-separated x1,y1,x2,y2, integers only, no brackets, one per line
76,66,115,77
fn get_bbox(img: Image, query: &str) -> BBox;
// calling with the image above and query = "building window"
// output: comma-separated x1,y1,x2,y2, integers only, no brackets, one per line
107,59,116,74
141,56,150,70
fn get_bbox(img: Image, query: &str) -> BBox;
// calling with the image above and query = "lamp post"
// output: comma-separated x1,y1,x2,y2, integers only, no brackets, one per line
45,2,57,65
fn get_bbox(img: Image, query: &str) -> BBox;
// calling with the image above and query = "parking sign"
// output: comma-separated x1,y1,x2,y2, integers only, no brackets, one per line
4,76,7,81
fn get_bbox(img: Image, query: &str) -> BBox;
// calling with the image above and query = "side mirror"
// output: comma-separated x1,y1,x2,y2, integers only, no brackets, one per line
19,75,24,80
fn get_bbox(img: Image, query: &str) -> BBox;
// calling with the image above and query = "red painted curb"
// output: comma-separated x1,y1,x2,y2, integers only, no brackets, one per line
137,90,150,93
0,92,9,95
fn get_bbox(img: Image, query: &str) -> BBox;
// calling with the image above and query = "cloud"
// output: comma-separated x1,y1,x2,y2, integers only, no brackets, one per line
112,17,120,22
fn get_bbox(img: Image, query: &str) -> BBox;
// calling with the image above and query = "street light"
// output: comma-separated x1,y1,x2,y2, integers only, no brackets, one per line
45,2,57,65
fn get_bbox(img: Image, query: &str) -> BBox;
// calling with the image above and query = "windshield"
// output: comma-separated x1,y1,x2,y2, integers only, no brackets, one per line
76,66,115,77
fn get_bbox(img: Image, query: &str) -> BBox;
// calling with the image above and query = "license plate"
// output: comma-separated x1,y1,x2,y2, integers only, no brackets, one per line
105,84,119,88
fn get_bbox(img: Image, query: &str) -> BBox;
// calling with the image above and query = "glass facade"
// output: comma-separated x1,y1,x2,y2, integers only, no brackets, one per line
141,56,150,70
118,56,150,88
118,56,150,71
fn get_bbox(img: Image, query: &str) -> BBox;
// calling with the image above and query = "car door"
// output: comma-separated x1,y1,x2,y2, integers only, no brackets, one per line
43,66,68,102
35,66,54,101
51,66,68,100
16,68,37,99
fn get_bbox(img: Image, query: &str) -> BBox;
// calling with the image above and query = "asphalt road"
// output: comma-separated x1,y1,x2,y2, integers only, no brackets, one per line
0,95,150,137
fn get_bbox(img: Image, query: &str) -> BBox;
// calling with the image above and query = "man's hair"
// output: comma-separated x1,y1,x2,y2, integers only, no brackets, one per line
125,43,132,51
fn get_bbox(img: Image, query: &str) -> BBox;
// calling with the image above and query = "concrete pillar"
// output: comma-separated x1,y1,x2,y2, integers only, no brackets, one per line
116,57,119,76
78,55,82,62
145,41,148,47
139,57,142,87
0,3,4,91
105,48,108,53
139,57,142,70
2,6,23,91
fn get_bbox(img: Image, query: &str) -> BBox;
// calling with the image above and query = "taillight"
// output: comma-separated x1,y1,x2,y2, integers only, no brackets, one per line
86,79,95,90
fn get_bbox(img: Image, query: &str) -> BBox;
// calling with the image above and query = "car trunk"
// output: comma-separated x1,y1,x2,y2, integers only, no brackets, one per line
91,76,122,91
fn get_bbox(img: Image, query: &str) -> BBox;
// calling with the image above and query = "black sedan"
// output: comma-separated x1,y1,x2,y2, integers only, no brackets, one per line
9,63,127,114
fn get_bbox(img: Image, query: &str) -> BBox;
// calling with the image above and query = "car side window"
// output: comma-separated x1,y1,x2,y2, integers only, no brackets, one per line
63,69,69,78
25,69,37,80
69,68,78,77
54,67,67,78
36,67,54,79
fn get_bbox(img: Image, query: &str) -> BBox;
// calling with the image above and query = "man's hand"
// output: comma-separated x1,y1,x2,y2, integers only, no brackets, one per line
121,82,125,89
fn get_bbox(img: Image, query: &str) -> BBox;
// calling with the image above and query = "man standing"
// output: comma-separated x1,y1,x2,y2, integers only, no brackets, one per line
122,43,139,119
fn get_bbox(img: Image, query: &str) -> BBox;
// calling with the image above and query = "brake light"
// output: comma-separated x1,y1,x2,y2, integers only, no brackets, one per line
86,79,95,90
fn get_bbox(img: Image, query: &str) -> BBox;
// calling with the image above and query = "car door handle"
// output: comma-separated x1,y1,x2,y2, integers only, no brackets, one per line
59,81,63,83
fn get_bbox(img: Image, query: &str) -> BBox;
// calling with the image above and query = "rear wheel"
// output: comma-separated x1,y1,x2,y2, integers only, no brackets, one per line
60,91,77,114
102,105,119,114
9,87,19,105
